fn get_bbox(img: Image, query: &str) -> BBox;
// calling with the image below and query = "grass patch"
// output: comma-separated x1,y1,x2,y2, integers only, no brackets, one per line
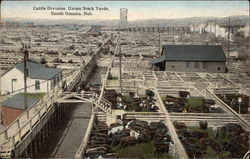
121,96,137,111
107,73,118,80
111,141,173,158
185,97,203,108
161,96,166,102
19,93,45,100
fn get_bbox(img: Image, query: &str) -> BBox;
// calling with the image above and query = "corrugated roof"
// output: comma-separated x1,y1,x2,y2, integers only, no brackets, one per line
162,45,226,62
1,94,38,110
15,60,62,79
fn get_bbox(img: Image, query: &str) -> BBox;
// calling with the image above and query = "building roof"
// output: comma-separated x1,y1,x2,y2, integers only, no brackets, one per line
14,60,62,80
1,94,38,110
161,45,226,62
149,57,165,64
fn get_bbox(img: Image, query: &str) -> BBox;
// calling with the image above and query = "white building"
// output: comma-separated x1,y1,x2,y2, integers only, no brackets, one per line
0,60,63,95
120,8,128,28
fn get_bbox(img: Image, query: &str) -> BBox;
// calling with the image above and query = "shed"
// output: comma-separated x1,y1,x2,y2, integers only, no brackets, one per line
0,93,40,126
150,45,227,73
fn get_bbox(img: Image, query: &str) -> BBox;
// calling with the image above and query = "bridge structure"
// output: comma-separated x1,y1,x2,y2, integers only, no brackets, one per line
0,36,114,158
105,26,190,33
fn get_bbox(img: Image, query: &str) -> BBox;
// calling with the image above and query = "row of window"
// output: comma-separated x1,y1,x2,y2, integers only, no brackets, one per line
51,73,62,88
11,73,62,92
186,62,206,69
11,79,40,91
170,63,221,71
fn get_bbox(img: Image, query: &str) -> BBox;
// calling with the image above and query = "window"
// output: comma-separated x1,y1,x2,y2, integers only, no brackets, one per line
117,115,121,120
195,62,199,69
35,80,40,90
217,67,221,70
171,65,174,69
186,62,190,68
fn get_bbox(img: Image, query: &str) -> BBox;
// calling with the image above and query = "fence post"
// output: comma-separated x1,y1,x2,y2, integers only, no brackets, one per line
18,130,21,142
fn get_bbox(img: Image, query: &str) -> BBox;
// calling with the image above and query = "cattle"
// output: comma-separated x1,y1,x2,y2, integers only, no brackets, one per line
203,99,216,105
154,144,170,154
87,144,109,149
191,130,208,139
108,130,130,146
120,136,136,147
91,132,108,138
173,121,187,129
199,121,208,130
86,147,107,155
179,91,190,98
127,119,148,129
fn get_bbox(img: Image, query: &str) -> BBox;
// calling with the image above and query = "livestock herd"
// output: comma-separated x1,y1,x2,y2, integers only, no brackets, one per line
216,93,249,114
174,121,249,158
86,119,173,158
103,90,159,112
164,91,223,113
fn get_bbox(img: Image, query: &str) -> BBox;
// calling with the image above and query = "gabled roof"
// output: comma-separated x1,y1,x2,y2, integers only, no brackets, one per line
161,45,226,62
1,94,38,110
13,60,62,80
86,27,100,34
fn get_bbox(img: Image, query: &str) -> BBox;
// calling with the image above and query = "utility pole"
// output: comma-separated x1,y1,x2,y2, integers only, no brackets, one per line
228,18,230,59
209,20,211,43
173,27,175,44
215,19,217,38
158,31,161,56
22,44,29,116
119,39,122,94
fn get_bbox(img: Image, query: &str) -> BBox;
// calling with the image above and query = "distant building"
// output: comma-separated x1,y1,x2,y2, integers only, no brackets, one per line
86,27,101,36
228,49,239,59
120,8,128,28
150,45,227,73
0,94,39,126
0,60,63,95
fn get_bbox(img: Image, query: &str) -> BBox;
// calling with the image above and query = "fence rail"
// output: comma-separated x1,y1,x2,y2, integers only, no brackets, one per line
154,87,189,159
204,88,250,131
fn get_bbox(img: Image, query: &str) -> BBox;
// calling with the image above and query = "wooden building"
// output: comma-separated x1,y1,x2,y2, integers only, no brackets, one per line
0,94,38,126
150,45,227,73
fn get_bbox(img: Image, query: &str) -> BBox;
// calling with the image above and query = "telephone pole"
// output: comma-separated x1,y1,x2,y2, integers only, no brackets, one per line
209,20,211,43
227,18,230,59
119,39,123,94
158,31,161,56
215,19,217,38
22,44,29,115
173,27,175,44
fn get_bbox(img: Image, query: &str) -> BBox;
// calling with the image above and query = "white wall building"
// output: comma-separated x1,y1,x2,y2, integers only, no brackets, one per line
0,60,63,95
120,8,128,28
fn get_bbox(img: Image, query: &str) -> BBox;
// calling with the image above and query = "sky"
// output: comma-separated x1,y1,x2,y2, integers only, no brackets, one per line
1,0,249,20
